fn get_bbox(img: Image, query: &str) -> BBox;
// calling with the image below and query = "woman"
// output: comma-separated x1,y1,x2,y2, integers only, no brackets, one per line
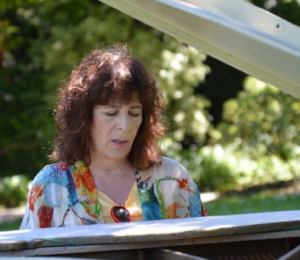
20,45,207,229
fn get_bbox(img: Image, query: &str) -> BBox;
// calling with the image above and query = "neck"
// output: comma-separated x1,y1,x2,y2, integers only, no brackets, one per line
89,157,136,199
89,156,133,178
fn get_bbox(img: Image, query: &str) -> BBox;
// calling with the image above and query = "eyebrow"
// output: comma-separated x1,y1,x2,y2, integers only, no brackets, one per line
130,105,143,109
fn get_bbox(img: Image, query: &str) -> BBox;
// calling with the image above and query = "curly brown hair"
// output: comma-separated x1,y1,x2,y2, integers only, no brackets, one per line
50,45,165,170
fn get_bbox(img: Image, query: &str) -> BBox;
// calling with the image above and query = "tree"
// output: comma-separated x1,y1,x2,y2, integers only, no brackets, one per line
0,0,211,179
0,0,172,177
1,0,299,194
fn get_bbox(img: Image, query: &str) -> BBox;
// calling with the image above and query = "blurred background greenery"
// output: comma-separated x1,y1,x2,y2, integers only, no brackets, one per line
0,0,300,229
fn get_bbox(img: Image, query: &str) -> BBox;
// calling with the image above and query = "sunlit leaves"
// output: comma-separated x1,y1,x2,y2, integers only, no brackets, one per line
159,45,211,144
214,76,300,188
219,77,300,158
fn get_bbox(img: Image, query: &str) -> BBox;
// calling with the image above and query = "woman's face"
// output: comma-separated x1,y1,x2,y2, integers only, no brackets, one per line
90,99,143,164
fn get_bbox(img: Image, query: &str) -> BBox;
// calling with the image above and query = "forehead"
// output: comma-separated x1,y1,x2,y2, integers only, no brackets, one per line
106,100,143,108
107,94,142,106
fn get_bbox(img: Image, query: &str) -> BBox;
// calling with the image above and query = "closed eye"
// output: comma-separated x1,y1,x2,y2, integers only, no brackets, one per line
106,112,117,117
129,112,140,117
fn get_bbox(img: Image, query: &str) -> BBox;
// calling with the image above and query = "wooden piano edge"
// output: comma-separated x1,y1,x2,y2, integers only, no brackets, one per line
0,229,299,257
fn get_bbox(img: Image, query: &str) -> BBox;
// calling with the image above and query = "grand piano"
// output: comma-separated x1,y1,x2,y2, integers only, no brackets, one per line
0,211,300,259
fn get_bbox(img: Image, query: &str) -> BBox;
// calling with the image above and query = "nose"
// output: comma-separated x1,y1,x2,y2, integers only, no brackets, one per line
117,114,131,132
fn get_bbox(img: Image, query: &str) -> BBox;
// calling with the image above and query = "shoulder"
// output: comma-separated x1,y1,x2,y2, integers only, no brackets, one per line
155,156,189,178
160,156,185,169
33,162,71,186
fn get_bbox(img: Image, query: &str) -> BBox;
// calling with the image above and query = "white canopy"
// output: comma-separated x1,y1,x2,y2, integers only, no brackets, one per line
99,0,300,98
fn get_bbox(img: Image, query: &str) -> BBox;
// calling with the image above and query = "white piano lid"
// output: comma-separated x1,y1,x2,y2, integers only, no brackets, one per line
98,0,300,98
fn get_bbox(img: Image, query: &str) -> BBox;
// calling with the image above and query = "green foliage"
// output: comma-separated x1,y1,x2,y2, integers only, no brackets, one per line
219,77,300,161
159,45,211,145
0,175,29,208
188,146,238,192
1,0,212,180
0,0,172,178
195,77,300,191
162,138,300,192
1,0,300,197
161,140,237,192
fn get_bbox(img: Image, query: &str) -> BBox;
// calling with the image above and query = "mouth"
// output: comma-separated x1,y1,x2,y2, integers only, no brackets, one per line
112,139,129,148
113,139,128,143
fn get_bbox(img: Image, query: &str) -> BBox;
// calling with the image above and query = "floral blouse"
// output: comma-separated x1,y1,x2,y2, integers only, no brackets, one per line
20,157,207,229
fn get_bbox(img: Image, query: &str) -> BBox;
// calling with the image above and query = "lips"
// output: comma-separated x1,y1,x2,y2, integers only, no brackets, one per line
112,139,129,148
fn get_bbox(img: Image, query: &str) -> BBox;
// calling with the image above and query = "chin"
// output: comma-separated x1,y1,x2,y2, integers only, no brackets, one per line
108,153,130,161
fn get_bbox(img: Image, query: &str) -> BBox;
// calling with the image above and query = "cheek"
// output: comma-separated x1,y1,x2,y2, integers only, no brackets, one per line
91,120,104,140
92,116,107,133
